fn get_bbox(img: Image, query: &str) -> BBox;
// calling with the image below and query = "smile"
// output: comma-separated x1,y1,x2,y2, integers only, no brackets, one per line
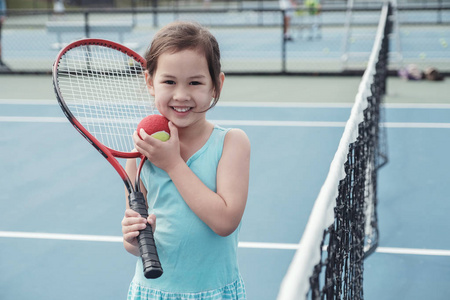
173,106,191,113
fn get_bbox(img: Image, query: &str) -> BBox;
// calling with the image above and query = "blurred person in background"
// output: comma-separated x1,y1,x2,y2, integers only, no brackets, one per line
305,0,321,40
53,0,65,18
280,0,297,41
0,0,7,68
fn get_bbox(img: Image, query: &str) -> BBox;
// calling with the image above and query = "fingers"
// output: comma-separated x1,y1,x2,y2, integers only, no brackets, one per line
136,120,177,143
147,214,156,232
134,130,153,157
122,209,157,242
133,130,143,143
134,129,163,154
168,121,178,140
124,208,141,218
139,128,148,140
122,209,147,242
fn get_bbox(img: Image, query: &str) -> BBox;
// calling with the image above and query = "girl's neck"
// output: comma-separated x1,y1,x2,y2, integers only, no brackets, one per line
177,120,215,162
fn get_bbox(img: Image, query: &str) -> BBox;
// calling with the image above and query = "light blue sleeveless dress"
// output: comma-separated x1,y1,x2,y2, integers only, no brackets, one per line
128,125,246,300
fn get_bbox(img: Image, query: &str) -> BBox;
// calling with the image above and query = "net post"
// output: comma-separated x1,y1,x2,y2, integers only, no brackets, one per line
381,0,394,95
84,11,90,39
281,9,287,73
0,7,10,71
152,0,158,27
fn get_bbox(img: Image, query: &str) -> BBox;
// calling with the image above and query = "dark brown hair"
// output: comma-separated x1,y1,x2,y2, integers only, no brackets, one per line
145,21,222,108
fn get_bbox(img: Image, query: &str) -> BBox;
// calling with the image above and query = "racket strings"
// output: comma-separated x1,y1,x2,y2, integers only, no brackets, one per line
57,44,154,153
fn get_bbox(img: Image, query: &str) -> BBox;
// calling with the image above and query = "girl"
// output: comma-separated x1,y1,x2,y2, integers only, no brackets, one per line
121,21,250,300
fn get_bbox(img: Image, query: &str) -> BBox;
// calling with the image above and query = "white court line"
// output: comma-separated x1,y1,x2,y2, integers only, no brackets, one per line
1,231,450,257
0,116,348,127
239,242,300,250
219,102,450,109
2,99,450,109
0,231,122,243
218,102,355,108
0,99,353,108
382,122,450,129
383,103,450,109
212,120,347,127
375,247,450,257
0,99,56,105
1,116,450,129
0,116,67,123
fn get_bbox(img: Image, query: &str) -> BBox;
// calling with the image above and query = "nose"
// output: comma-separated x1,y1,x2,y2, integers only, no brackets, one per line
173,85,191,102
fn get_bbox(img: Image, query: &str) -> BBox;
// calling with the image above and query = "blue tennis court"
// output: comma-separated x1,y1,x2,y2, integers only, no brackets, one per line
0,75,449,299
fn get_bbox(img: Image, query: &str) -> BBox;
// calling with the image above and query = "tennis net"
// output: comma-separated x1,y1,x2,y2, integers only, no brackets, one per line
277,2,392,300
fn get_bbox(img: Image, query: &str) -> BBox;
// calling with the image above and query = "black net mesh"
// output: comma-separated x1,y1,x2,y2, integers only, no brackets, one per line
277,2,391,300
308,4,391,300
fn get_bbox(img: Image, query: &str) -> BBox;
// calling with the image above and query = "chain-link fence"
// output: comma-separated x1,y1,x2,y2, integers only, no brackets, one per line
0,1,449,74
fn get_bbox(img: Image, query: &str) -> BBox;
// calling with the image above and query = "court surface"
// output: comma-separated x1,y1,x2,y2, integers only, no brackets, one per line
1,75,450,299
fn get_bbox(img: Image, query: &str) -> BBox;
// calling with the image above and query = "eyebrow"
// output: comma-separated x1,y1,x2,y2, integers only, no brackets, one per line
159,74,207,80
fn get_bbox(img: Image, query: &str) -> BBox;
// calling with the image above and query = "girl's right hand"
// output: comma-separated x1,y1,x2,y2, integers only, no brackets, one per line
134,122,183,173
121,209,156,256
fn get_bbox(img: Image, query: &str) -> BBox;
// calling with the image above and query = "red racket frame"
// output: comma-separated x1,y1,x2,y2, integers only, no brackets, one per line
52,38,163,279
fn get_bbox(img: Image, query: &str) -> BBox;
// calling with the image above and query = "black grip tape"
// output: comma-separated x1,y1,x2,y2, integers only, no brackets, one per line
129,192,163,279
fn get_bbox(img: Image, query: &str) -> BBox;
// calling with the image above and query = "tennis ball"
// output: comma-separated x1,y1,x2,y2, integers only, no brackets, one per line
137,115,170,142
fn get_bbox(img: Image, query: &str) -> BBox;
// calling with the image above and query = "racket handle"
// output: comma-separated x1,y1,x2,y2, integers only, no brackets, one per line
129,192,163,279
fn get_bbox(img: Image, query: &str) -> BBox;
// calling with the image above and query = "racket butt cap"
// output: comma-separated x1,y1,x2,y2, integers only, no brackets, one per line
144,265,164,279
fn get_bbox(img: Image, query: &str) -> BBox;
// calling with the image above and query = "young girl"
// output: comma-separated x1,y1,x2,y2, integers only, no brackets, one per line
121,21,250,299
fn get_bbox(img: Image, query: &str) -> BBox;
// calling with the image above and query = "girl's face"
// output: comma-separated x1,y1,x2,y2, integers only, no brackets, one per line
146,49,223,129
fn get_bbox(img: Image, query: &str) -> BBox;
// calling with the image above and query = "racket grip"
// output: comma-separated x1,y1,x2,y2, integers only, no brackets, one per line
129,192,163,279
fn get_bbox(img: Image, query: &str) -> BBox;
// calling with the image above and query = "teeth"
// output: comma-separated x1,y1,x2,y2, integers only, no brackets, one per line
173,107,190,113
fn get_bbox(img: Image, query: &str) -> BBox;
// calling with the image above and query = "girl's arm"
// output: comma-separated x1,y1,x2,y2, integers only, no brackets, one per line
136,125,250,237
172,128,250,236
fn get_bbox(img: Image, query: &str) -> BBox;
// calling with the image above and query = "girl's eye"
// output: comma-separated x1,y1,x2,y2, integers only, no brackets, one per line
190,81,201,86
164,80,175,85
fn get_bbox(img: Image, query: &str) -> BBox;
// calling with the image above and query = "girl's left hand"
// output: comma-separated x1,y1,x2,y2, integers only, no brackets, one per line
122,209,156,256
133,122,183,172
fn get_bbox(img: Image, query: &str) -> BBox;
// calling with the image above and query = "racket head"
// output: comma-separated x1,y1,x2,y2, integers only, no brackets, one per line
52,39,163,278
52,38,155,159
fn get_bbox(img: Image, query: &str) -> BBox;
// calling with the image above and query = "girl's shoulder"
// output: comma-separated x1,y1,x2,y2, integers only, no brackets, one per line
212,125,249,142
221,127,250,149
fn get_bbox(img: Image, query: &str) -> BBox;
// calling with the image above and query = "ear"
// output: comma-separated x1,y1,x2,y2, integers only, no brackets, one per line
219,72,225,92
145,70,155,96
214,72,225,98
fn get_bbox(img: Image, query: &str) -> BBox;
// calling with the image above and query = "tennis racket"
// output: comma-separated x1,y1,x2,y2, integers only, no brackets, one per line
52,38,163,279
